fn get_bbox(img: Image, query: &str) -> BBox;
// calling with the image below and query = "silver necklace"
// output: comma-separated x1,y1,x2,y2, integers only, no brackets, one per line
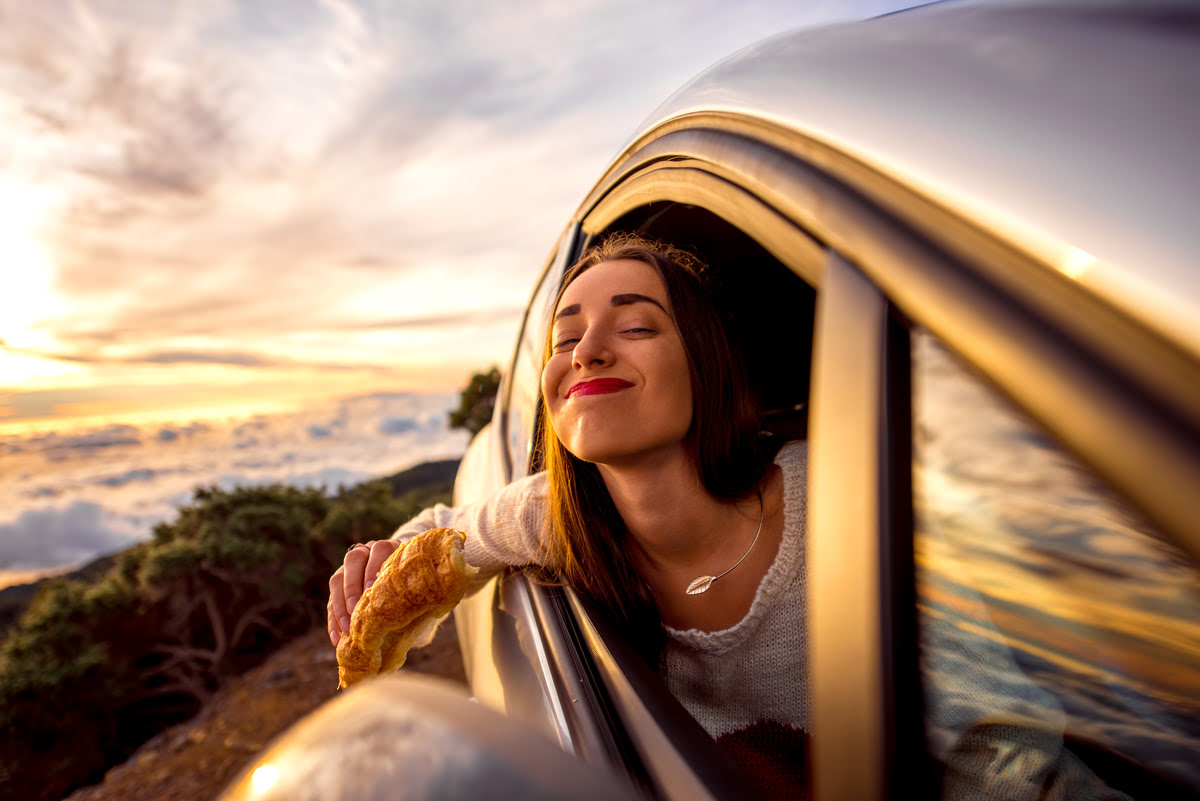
684,490,764,596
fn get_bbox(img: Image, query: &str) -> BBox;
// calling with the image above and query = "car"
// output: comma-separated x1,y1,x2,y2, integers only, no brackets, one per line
450,1,1200,799
228,1,1200,799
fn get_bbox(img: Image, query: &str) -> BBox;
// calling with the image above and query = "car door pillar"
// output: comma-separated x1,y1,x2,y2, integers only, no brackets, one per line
808,251,922,801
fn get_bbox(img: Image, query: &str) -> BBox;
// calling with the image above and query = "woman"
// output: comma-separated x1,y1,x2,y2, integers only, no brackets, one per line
328,233,810,789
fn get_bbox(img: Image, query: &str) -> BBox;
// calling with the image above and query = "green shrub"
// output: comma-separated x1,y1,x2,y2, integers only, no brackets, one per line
0,469,453,801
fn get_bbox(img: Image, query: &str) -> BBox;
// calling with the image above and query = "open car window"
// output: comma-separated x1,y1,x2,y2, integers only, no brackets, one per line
506,237,571,479
911,329,1200,800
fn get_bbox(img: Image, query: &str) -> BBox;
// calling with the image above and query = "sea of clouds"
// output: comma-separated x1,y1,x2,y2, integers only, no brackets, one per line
0,392,469,587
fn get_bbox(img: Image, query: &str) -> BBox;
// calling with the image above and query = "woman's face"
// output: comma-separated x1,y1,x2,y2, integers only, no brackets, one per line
541,259,693,466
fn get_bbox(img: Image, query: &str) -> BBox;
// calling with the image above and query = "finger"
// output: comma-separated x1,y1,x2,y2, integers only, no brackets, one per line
341,544,371,621
327,600,341,647
327,566,348,646
363,540,398,591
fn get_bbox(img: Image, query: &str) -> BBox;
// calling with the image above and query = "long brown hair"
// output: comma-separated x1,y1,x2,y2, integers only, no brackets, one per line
540,232,778,665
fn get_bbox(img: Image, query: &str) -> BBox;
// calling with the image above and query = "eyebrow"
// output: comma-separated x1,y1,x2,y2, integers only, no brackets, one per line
554,293,668,321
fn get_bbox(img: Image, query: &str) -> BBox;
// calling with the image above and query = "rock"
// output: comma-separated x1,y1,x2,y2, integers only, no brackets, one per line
263,666,295,686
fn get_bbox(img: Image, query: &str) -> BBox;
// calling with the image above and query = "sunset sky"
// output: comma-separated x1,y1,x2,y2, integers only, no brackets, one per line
0,0,920,432
0,0,922,582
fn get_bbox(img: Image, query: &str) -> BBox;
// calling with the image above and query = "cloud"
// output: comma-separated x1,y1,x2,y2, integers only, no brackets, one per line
233,419,269,436
2,0,876,377
95,468,159,488
0,390,473,580
316,307,528,333
0,382,321,423
0,502,130,570
3,306,525,367
4,346,281,368
156,423,210,442
3,3,388,348
34,425,144,459
1,0,924,435
221,466,368,492
379,417,418,436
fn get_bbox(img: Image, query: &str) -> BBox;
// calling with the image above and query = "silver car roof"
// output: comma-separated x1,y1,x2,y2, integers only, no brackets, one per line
628,0,1200,358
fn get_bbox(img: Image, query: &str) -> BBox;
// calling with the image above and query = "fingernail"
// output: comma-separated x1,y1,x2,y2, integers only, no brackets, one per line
346,596,358,613
364,579,374,590
330,630,339,646
339,615,350,632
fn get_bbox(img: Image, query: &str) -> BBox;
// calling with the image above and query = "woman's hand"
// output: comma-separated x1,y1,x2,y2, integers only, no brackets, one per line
328,539,400,646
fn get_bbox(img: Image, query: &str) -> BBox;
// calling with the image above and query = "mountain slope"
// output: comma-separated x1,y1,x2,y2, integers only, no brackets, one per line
65,618,466,801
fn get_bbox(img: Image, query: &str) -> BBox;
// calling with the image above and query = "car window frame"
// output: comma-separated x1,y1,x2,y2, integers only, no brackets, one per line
808,251,930,801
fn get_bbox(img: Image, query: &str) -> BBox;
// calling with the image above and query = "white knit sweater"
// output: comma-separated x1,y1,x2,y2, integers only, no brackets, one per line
660,442,809,754
391,441,810,789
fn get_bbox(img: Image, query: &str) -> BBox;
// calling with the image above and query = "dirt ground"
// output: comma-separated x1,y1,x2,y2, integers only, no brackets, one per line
63,620,467,801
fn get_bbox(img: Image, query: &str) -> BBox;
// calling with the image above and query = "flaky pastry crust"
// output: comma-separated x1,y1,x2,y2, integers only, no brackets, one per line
336,528,477,689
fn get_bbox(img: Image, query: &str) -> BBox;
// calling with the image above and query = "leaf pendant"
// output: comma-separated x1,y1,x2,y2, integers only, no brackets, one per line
685,576,715,596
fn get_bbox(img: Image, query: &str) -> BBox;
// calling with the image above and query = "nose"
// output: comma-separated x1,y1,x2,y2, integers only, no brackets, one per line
571,328,612,370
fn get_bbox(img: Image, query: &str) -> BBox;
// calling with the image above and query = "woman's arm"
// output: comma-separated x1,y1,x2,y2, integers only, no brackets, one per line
327,471,550,645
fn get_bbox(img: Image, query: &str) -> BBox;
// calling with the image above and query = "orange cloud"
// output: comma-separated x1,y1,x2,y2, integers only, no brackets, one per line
0,359,488,436
51,400,151,419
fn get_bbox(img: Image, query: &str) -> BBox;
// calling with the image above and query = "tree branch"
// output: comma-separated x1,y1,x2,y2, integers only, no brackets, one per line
199,589,228,666
229,601,285,648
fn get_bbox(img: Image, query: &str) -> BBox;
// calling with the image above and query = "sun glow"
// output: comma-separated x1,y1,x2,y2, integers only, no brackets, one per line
0,179,69,384
250,764,280,794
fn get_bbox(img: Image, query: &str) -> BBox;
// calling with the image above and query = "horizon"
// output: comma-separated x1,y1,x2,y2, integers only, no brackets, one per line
0,420,464,592
0,388,470,588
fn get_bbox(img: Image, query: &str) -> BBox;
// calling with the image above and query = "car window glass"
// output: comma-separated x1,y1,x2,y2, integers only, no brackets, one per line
507,257,559,479
911,329,1200,800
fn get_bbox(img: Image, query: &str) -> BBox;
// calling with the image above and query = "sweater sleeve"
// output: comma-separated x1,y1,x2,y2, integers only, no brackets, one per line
389,470,554,583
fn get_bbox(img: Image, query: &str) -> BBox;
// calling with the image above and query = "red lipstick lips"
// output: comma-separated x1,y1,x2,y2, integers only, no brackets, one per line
566,377,634,398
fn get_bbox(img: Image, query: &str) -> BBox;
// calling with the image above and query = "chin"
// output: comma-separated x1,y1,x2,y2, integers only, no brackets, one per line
563,440,626,466
566,438,689,469
555,416,691,468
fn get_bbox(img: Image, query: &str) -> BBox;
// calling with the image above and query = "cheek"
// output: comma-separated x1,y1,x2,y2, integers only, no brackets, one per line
666,348,693,410
676,368,695,425
541,356,565,410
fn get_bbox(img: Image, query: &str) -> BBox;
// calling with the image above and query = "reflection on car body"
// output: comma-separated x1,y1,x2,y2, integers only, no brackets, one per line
913,333,1200,798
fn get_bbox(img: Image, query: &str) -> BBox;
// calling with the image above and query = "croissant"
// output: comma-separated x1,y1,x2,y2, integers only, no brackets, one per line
336,528,477,690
